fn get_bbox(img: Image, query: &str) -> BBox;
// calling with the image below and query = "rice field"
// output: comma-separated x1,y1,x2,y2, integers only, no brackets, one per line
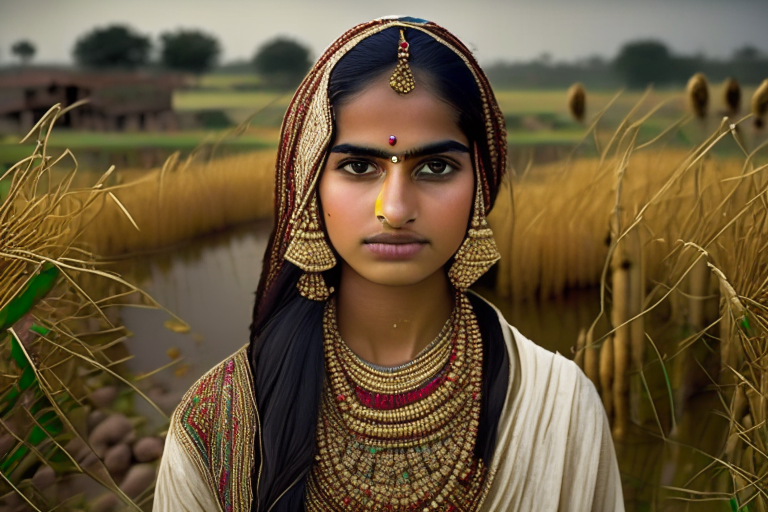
3,81,768,509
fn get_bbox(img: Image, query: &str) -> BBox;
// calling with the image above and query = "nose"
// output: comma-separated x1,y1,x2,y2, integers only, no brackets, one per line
375,168,416,229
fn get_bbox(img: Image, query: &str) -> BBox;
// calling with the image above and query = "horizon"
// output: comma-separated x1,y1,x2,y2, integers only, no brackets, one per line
1,0,767,66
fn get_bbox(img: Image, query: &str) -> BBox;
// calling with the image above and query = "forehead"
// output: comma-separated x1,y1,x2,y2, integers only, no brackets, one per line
332,78,467,147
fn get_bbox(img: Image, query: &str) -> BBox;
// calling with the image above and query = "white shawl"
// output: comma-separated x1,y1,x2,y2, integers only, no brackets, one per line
155,306,623,511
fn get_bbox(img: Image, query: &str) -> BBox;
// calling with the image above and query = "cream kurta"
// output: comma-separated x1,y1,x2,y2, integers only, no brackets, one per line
155,303,623,511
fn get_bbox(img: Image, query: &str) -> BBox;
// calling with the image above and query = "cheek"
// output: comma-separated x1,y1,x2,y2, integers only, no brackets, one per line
318,173,371,250
421,176,475,251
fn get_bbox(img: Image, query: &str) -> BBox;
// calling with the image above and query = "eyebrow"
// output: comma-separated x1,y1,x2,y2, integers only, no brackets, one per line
329,140,470,160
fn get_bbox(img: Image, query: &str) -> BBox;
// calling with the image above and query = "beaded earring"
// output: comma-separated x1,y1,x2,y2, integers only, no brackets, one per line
284,194,337,300
448,145,501,291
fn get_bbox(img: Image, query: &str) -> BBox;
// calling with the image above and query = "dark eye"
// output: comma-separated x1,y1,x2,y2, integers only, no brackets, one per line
416,160,455,176
342,161,375,175
427,161,447,173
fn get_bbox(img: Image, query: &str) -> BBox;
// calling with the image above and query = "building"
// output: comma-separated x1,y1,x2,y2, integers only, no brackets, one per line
0,69,185,133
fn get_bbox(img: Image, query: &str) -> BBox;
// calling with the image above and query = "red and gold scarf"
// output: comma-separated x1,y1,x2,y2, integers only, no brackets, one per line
255,16,508,315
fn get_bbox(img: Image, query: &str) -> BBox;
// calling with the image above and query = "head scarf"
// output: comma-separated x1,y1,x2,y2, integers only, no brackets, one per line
255,16,507,311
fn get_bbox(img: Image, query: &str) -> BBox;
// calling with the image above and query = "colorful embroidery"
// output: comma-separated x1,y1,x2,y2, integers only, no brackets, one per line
172,346,257,512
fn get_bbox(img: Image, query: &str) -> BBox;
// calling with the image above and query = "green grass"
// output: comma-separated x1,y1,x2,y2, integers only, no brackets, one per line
197,74,264,89
0,130,277,170
508,129,587,145
1,131,274,150
173,90,291,111
2,84,757,172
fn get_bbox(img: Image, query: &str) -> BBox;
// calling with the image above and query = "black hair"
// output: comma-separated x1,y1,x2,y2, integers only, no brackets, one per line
249,26,508,512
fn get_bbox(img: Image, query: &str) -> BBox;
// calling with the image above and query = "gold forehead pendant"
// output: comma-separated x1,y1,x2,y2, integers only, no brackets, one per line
390,29,415,94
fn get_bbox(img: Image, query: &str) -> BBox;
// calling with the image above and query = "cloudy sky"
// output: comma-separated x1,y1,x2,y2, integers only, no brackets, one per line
1,0,766,65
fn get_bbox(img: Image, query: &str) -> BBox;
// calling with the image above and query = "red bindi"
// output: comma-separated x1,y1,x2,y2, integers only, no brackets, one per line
389,135,397,146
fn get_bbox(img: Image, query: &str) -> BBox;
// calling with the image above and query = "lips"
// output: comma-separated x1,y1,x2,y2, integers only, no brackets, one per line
363,232,428,260
364,232,428,244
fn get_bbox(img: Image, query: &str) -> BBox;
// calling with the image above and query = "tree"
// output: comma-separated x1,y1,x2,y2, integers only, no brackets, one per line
11,40,36,64
733,45,762,61
160,29,220,74
252,37,311,88
614,40,674,89
73,25,151,69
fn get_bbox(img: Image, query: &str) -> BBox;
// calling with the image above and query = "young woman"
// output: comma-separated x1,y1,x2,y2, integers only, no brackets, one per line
154,17,623,512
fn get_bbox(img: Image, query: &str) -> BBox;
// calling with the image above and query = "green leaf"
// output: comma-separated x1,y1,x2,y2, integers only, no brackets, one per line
740,313,750,331
29,324,50,336
0,263,60,332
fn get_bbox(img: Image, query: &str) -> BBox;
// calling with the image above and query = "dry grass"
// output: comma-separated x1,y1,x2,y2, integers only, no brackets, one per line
514,99,768,507
4,93,766,509
0,104,179,510
490,147,749,302
78,150,276,256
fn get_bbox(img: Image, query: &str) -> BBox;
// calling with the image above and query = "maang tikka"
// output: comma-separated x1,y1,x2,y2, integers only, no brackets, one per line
284,194,337,300
390,29,416,94
448,145,501,290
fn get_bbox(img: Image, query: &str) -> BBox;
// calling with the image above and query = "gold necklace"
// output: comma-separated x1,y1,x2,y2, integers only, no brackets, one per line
332,307,455,395
306,292,491,512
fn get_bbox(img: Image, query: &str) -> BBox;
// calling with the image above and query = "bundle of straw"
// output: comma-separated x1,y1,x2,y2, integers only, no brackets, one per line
0,105,181,510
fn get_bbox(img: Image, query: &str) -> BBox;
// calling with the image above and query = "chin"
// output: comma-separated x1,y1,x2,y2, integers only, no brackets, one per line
352,262,443,287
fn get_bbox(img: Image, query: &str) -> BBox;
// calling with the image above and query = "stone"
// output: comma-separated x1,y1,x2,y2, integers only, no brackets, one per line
0,435,15,459
88,409,107,432
88,414,132,456
88,386,117,409
63,437,89,463
133,437,164,463
90,493,118,512
32,465,56,490
80,452,100,470
119,464,156,499
104,443,132,476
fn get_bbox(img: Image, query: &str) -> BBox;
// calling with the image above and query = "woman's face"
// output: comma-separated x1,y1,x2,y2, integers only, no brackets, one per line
318,78,475,287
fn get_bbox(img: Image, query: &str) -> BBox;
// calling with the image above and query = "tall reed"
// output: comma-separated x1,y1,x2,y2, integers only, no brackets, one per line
0,105,178,510
78,151,276,256
753,79,768,129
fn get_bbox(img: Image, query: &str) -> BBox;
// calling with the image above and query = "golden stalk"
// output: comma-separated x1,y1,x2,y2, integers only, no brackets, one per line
723,77,742,115
752,79,768,129
584,328,601,391
567,82,587,123
686,73,710,119
599,334,615,420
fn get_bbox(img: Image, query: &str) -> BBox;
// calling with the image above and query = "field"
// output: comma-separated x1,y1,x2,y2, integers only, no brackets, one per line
1,75,760,174
3,76,768,510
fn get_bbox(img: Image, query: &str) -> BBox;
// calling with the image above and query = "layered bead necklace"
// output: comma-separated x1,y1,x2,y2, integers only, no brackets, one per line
306,292,491,511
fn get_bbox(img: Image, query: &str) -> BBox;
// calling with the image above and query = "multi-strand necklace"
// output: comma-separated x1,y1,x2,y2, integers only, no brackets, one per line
306,292,491,511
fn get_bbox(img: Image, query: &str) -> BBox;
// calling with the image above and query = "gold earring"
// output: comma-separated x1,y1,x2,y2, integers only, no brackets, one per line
284,194,337,300
448,149,501,291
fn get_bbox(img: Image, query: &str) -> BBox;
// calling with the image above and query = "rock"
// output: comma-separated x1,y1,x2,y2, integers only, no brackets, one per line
88,414,132,456
90,493,118,512
88,386,117,409
80,451,100,470
120,464,156,499
63,437,91,463
0,435,15,459
88,409,107,432
32,465,56,490
121,430,137,445
147,387,179,414
104,443,131,476
0,492,20,509
133,437,164,462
